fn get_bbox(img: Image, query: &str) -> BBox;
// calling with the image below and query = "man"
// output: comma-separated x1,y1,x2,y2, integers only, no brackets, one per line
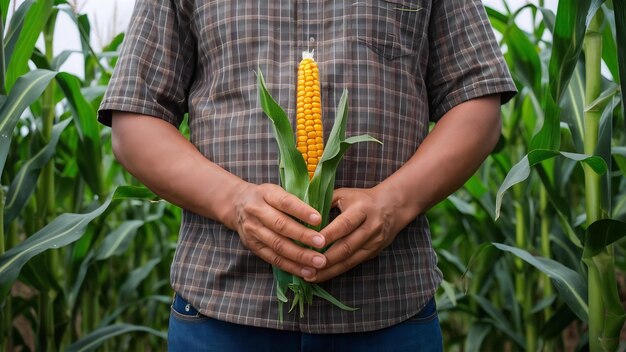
98,1,516,350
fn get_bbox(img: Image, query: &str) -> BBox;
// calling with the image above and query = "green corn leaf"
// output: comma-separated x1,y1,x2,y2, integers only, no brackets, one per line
495,149,607,220
56,4,107,74
439,279,457,307
98,295,171,327
30,47,50,69
272,266,291,304
465,323,491,352
0,0,9,23
493,243,589,322
257,69,309,200
68,220,145,308
485,6,508,34
598,98,620,213
503,22,542,96
587,0,605,27
94,220,145,261
4,0,53,90
56,5,90,56
601,6,620,83
56,72,104,196
613,0,626,134
584,82,620,113
0,69,57,174
111,185,159,201
471,294,526,348
614,146,626,177
583,219,626,259
0,27,101,189
65,323,166,352
540,304,578,339
530,295,557,314
489,13,541,97
549,0,593,102
20,254,63,293
445,195,476,216
311,284,358,311
3,0,36,66
561,63,585,150
531,0,593,150
537,7,556,33
51,49,76,71
531,93,561,151
0,186,157,299
67,251,95,309
439,249,468,274
119,258,161,299
4,118,70,226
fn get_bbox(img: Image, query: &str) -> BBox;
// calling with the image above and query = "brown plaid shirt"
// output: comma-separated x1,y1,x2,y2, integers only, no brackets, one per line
99,0,516,333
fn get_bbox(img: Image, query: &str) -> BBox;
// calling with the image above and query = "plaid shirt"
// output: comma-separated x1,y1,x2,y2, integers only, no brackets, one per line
99,0,516,333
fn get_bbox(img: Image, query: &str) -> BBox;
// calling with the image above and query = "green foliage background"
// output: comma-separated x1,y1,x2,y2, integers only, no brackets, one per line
0,0,624,351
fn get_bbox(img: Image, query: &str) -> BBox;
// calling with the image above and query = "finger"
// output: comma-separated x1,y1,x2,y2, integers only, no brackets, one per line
310,248,373,283
319,207,367,244
262,185,321,226
322,223,375,266
252,225,327,270
331,188,349,210
255,206,326,249
253,244,319,281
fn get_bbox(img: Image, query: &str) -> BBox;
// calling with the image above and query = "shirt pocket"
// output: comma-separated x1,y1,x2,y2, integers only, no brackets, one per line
349,0,428,61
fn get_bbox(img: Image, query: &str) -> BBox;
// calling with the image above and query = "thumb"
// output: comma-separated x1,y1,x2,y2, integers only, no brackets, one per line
331,188,349,211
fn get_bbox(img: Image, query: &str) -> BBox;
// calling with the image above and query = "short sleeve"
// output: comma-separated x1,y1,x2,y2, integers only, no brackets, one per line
426,0,517,122
97,0,196,128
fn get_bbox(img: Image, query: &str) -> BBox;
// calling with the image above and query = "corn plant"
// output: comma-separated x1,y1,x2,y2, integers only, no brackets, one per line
0,1,176,350
489,1,626,351
432,1,625,351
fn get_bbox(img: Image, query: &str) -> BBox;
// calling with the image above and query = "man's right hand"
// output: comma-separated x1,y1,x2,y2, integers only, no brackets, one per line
227,183,327,281
111,112,326,281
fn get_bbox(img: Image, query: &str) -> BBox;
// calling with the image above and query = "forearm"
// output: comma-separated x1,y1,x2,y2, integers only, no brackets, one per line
111,112,245,228
376,94,502,218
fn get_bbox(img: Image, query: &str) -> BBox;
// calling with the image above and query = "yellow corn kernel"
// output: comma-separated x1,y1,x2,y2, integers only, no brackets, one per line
295,50,323,179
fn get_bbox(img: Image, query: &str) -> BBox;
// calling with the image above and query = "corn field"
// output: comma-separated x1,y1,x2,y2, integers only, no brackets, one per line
0,0,625,351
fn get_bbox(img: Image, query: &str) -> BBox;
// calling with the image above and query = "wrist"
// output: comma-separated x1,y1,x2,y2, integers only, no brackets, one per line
373,179,424,221
214,178,250,230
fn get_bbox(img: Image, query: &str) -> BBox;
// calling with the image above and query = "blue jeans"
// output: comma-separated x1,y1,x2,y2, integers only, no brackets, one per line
168,293,443,352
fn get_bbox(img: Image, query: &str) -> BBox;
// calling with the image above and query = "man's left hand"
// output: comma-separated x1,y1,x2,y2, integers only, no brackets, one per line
310,186,415,283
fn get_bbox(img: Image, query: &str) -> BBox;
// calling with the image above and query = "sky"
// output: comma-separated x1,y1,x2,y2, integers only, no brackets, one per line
16,0,558,76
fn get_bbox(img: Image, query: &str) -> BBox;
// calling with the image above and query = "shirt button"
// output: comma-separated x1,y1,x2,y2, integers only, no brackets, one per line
309,36,316,43
185,304,191,312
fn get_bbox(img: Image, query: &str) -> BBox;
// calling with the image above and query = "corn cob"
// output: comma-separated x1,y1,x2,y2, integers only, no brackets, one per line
295,51,323,179
259,65,380,321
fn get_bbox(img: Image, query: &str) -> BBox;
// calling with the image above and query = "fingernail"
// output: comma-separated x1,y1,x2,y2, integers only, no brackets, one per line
301,268,315,278
309,213,321,223
312,256,325,268
312,236,324,247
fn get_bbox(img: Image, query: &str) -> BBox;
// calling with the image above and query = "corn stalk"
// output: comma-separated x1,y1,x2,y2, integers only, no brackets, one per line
583,12,605,352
